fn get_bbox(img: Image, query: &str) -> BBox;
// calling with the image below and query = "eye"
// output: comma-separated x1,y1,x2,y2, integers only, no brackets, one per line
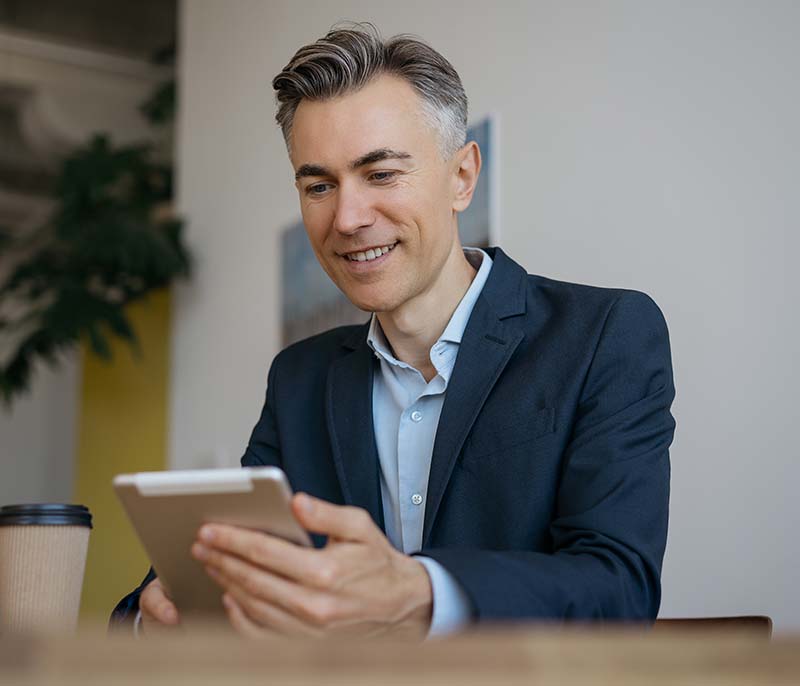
369,171,397,183
306,183,332,196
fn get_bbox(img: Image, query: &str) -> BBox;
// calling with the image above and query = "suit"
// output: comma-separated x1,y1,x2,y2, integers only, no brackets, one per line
111,246,675,625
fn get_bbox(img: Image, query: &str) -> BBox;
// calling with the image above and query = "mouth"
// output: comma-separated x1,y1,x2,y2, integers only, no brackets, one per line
339,242,398,263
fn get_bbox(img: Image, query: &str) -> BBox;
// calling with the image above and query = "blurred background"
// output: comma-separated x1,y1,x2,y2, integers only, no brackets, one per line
1,0,797,632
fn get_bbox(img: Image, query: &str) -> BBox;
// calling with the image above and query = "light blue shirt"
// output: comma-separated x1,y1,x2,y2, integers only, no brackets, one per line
367,247,493,637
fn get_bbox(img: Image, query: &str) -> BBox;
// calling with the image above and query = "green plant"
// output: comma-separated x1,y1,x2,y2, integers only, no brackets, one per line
0,50,189,406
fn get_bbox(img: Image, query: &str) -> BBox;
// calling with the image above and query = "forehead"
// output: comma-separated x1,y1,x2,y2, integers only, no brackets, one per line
289,73,436,168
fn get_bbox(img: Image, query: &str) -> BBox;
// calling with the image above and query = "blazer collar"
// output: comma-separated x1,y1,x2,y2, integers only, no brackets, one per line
478,246,528,320
422,247,528,545
326,321,385,531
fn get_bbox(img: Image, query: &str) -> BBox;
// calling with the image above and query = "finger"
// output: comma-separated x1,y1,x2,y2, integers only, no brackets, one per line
222,593,274,640
205,554,361,631
291,493,380,543
212,559,391,639
223,586,323,638
140,580,179,625
194,525,321,583
224,579,393,640
199,548,328,620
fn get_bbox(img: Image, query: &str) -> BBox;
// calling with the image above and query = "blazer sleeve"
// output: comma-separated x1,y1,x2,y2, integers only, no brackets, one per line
421,291,676,622
108,567,157,631
241,356,283,468
108,360,283,629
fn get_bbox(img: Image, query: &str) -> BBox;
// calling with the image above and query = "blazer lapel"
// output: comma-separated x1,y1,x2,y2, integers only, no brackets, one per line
325,325,385,532
422,248,528,546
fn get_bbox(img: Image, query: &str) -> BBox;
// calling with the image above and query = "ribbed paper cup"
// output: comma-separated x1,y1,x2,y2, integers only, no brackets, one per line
0,504,92,635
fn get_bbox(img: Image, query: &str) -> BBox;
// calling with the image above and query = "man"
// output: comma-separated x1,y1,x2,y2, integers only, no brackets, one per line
112,24,675,639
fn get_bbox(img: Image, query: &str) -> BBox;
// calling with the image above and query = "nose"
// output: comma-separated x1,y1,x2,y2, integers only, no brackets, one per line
332,180,375,236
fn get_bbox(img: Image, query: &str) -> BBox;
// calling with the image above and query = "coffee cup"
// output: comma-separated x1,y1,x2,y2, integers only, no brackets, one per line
0,504,92,635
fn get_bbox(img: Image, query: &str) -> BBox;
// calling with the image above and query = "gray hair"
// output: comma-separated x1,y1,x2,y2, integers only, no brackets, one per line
272,23,468,159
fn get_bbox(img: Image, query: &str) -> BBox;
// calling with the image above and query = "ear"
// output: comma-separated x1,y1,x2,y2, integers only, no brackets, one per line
451,141,482,213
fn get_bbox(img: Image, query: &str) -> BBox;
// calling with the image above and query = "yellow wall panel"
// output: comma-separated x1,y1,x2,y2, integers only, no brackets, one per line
74,288,170,622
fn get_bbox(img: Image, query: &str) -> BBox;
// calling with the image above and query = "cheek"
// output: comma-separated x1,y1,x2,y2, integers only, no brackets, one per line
379,186,438,234
301,205,334,249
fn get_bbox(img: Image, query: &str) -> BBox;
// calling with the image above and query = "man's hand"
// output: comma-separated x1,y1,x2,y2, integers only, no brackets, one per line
139,577,180,632
190,493,433,639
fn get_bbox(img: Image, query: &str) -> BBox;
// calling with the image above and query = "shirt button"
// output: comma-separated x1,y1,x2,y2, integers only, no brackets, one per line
411,410,423,422
411,493,423,505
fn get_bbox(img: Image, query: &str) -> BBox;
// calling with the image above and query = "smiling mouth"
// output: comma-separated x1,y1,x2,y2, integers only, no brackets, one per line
341,242,398,262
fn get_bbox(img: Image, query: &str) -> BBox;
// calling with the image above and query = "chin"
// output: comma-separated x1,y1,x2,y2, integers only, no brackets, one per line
343,289,401,314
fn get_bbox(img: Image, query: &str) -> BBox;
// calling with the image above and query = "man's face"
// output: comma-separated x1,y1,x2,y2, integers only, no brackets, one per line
289,74,464,314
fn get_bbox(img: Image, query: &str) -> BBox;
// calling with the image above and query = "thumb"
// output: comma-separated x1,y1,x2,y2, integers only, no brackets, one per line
292,492,379,543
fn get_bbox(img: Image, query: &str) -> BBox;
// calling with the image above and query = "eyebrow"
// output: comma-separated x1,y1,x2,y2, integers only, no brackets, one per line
294,148,413,181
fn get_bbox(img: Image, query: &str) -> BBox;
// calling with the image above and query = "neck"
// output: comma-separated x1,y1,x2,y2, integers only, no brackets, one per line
377,243,477,382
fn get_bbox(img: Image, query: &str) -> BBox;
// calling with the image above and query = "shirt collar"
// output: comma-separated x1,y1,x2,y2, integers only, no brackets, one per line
367,247,493,375
437,247,492,345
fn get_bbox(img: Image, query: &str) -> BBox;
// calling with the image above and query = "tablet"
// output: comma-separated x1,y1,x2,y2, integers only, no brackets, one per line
113,466,311,622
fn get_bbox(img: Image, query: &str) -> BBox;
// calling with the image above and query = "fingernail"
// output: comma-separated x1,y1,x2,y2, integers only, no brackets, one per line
165,607,177,623
206,565,219,579
297,493,314,513
199,526,215,542
192,543,209,560
222,593,234,609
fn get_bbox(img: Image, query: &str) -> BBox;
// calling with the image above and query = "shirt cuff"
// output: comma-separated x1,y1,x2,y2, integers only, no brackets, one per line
416,556,472,638
133,609,143,638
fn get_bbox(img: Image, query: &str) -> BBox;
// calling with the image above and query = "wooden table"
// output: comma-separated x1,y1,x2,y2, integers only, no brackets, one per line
1,624,798,685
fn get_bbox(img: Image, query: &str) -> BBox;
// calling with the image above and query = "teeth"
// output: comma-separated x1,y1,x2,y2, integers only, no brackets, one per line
345,243,396,262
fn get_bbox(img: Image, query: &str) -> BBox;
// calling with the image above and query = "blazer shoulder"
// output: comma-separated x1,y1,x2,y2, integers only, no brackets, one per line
525,273,668,324
273,323,368,371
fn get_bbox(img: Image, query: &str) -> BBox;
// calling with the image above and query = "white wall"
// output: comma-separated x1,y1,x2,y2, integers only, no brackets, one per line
0,355,78,506
174,0,799,631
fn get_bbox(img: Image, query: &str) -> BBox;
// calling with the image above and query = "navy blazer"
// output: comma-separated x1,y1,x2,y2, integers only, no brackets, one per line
112,247,675,626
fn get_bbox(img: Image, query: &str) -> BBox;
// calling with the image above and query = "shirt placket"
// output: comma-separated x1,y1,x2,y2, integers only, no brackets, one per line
397,369,449,554
395,369,423,554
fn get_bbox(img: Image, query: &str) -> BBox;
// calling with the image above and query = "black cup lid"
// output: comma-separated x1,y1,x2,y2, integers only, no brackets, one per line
0,504,92,528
